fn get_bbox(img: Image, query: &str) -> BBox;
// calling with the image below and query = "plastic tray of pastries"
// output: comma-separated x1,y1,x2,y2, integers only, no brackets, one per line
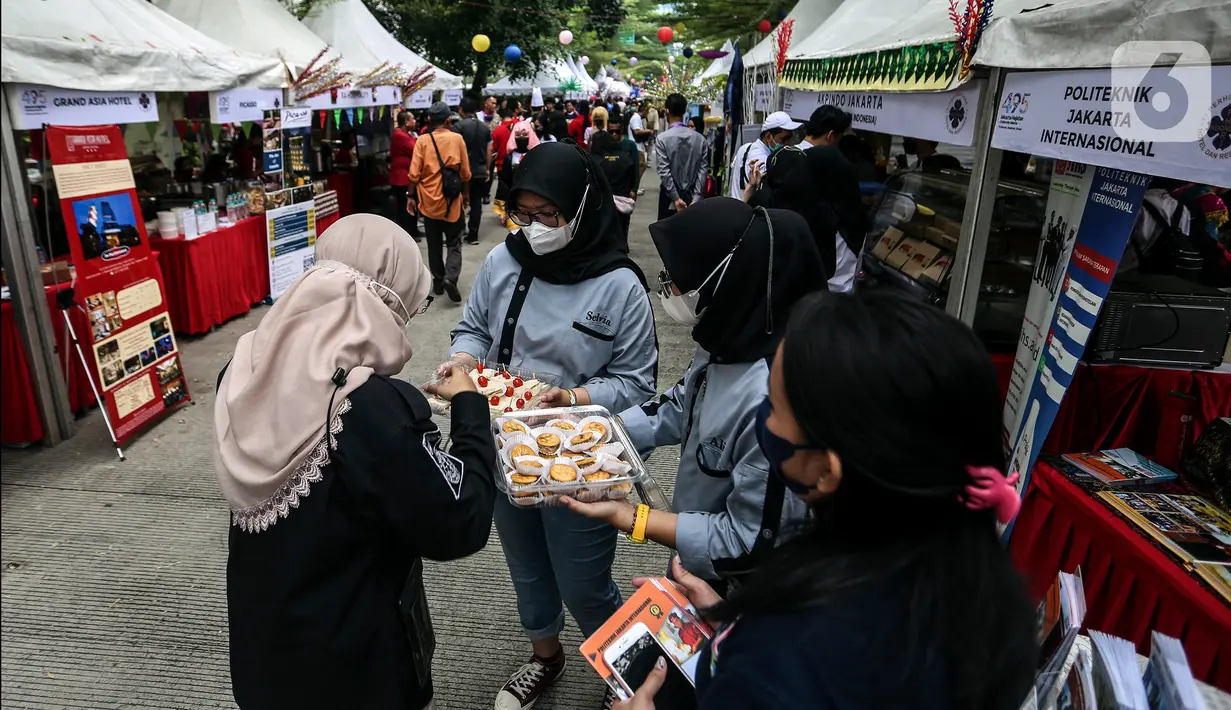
492,405,670,510
425,360,559,419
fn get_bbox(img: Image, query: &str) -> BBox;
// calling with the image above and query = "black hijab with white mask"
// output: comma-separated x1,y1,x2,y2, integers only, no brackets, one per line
505,142,647,288
650,197,824,364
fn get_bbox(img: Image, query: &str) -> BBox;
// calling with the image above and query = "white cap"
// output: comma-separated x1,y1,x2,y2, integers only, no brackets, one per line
762,111,802,132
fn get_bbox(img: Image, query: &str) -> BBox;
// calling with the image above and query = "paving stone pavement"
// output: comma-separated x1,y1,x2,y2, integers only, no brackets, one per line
2,169,697,709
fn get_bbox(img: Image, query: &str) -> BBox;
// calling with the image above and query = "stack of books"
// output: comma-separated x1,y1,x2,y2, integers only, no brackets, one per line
1061,449,1180,487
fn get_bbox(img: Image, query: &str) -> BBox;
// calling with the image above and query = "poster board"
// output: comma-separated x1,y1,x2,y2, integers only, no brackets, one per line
46,124,191,443
1001,160,1148,534
8,85,158,129
783,82,983,147
259,106,317,300
265,201,317,300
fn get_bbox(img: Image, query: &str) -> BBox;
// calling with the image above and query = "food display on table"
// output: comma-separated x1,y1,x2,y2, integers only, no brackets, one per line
493,407,647,508
426,361,556,418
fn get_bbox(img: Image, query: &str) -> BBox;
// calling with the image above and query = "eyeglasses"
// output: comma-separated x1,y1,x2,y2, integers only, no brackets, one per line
509,209,565,228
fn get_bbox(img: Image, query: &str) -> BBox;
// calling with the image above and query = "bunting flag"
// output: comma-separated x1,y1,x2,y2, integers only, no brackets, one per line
378,105,386,120
172,119,188,141
319,110,327,128
146,122,159,141
345,108,354,126
333,109,342,128
358,107,366,123
209,122,222,143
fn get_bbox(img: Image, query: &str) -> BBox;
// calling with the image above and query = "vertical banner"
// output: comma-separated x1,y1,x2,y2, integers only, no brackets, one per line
261,107,314,211
1001,161,1149,531
46,125,192,444
266,200,317,300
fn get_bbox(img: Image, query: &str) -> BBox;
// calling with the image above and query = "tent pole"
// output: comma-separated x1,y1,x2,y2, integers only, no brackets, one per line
946,67,1004,326
0,92,74,445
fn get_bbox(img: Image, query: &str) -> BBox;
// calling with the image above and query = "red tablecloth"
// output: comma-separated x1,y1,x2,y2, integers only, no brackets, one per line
325,172,354,218
991,353,1231,458
1010,461,1231,690
316,211,340,234
152,217,268,335
1,284,98,445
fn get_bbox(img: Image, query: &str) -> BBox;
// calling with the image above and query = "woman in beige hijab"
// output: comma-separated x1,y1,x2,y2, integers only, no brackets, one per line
214,214,498,710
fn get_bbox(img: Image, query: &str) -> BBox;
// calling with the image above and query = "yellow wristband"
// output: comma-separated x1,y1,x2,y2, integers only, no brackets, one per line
627,504,650,544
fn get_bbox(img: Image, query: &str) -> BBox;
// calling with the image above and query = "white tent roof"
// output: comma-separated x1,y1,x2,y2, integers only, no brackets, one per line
745,0,843,68
156,0,361,77
698,41,736,81
485,61,578,96
975,0,1230,69
566,55,599,93
0,0,284,91
301,0,462,90
788,0,930,60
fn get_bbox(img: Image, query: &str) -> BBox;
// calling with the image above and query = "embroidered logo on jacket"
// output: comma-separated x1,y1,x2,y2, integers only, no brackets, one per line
422,430,464,500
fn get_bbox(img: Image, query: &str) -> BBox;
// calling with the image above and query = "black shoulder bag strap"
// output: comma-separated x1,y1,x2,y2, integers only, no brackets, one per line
751,356,786,561
495,270,536,366
428,132,456,206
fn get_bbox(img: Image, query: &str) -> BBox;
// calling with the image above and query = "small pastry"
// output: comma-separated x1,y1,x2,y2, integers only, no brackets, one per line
510,472,539,487
513,456,547,475
548,419,577,431
607,482,632,499
569,431,598,448
576,456,599,469
537,431,561,456
562,451,585,459
502,420,530,435
510,443,536,459
549,463,578,483
580,418,610,443
583,470,611,483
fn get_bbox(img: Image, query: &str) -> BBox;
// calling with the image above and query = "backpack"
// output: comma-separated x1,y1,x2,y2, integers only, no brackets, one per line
428,133,464,202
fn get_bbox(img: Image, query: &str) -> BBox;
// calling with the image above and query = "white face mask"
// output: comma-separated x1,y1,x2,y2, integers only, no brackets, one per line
658,249,738,327
660,291,702,326
521,184,588,255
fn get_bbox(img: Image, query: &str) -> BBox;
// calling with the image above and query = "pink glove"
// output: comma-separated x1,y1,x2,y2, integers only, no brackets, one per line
962,466,1022,524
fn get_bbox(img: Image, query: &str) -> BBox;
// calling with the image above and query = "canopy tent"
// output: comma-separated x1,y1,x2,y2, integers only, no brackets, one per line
975,0,1229,69
156,0,364,78
301,0,462,91
698,40,736,82
485,60,580,97
566,56,599,94
0,0,284,91
743,0,843,69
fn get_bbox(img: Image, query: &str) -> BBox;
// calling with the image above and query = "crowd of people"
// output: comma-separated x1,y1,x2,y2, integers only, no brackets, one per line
213,91,1039,710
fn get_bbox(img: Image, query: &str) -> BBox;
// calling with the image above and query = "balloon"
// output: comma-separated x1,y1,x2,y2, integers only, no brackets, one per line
757,19,772,32
667,55,675,63
611,58,618,65
471,34,490,52
579,55,589,65
682,47,694,58
629,57,638,66
657,26,674,43
504,45,522,62
778,8,788,19
674,23,686,32
559,30,573,45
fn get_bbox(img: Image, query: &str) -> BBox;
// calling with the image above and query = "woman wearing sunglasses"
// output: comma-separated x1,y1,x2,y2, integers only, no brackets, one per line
563,197,822,592
442,142,658,710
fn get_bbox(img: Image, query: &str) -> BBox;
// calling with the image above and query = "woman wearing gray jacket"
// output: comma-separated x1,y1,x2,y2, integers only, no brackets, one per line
442,142,658,710
564,198,823,590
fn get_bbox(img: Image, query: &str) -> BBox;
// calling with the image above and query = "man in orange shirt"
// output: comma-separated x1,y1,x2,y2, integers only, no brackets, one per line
408,101,471,301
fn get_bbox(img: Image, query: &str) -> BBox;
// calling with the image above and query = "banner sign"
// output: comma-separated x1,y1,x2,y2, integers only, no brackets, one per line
443,89,464,107
302,85,403,110
992,66,1231,187
407,90,432,109
8,85,157,130
783,82,984,147
260,108,314,210
1001,160,1149,532
46,125,191,443
210,88,283,124
754,83,772,112
265,200,317,300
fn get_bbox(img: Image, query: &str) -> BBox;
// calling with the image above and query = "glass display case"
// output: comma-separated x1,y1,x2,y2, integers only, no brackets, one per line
859,169,1048,349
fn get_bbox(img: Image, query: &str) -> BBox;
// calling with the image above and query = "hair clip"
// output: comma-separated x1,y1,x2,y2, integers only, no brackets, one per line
962,465,1021,525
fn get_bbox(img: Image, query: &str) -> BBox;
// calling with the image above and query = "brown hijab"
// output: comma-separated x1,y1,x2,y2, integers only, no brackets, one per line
213,214,431,532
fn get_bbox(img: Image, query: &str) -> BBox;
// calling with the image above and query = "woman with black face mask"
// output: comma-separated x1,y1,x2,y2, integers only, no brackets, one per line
440,142,658,710
564,197,822,595
609,290,1038,710
496,121,538,230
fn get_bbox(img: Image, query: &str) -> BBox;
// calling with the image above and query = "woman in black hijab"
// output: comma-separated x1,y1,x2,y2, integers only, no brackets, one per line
564,197,821,603
746,146,868,292
443,142,658,710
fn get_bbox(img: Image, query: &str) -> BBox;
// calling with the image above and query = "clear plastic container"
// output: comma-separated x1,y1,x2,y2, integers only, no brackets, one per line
491,405,670,510
424,359,562,419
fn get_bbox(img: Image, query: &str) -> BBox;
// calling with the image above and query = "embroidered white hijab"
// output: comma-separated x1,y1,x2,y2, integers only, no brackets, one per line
213,214,431,532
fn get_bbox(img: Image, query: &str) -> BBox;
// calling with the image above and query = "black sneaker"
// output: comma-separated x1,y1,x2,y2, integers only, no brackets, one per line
444,280,462,303
433,280,445,296
494,652,566,710
465,237,480,246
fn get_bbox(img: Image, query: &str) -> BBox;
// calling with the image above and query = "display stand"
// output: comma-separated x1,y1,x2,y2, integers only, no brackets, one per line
56,289,124,461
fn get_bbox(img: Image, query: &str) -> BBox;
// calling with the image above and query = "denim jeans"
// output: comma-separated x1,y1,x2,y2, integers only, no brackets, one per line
493,497,622,641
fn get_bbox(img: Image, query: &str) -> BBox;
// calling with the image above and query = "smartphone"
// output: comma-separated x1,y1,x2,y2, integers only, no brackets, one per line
603,622,698,709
